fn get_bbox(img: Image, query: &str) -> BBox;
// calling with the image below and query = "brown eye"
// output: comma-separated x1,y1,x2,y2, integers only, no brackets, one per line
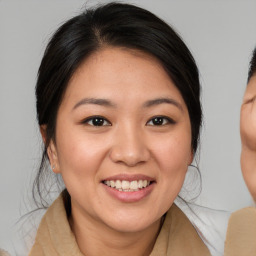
84,116,111,126
147,116,175,126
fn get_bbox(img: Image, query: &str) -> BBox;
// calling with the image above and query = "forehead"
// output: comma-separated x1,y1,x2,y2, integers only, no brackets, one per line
72,47,169,84
61,47,186,109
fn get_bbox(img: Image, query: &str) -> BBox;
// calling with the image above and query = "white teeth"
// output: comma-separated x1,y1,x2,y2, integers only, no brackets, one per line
103,179,151,191
110,180,115,188
122,180,130,190
130,181,138,190
115,180,122,189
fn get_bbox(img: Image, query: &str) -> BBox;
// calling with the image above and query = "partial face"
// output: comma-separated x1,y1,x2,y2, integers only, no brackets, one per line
240,75,256,201
48,48,192,233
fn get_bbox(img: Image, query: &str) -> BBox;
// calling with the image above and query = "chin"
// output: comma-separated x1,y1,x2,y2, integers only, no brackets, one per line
103,214,159,233
109,222,154,233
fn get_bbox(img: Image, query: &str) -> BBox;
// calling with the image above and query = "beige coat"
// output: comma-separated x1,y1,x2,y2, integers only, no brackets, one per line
224,207,256,256
29,194,210,256
0,249,11,256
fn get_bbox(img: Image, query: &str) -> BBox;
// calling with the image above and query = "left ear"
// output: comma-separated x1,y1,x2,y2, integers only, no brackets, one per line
47,139,60,174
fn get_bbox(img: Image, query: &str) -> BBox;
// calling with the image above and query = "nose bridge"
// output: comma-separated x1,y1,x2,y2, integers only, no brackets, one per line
110,121,149,166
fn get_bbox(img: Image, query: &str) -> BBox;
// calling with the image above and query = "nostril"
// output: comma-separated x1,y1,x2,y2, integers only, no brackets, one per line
109,140,150,166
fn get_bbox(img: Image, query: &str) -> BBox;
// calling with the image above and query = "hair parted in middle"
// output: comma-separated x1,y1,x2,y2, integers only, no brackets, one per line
34,2,202,208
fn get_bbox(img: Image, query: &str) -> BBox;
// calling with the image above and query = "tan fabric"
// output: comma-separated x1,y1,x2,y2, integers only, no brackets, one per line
0,249,11,256
29,195,83,256
150,203,210,256
29,194,210,256
224,207,256,256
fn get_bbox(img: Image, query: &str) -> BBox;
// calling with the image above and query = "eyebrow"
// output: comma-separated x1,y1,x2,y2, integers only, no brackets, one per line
73,98,116,110
143,98,183,111
73,97,183,111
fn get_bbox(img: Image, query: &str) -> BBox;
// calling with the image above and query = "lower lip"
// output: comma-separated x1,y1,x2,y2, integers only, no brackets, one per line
102,183,155,203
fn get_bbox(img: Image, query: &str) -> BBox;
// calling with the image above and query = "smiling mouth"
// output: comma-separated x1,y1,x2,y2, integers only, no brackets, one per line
102,180,153,192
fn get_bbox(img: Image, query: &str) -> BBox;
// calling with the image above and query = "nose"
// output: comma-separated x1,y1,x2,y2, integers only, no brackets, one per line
109,125,150,167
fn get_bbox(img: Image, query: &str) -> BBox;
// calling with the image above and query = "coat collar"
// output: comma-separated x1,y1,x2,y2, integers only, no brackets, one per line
29,193,210,256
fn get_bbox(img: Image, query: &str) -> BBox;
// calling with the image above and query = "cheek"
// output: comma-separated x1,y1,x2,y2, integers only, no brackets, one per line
151,131,192,171
150,131,192,195
55,128,108,182
147,132,191,214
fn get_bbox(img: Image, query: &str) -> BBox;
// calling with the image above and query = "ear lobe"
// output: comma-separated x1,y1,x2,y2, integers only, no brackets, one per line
40,125,60,173
47,140,60,174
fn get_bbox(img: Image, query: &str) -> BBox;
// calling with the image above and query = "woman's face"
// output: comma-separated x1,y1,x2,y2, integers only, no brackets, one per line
48,47,192,233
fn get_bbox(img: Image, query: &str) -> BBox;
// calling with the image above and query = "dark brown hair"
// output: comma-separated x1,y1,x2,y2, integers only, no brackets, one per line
248,47,256,82
34,2,202,209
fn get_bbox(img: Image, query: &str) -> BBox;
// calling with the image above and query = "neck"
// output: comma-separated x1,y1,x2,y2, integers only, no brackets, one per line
69,206,162,256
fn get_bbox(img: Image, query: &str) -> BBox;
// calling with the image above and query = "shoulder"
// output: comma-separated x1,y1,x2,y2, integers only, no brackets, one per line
228,206,256,221
175,200,230,256
152,204,211,256
0,249,11,256
29,193,83,256
224,207,256,256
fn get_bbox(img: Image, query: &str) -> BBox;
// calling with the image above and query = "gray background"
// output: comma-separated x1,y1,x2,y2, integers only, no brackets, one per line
1,0,256,254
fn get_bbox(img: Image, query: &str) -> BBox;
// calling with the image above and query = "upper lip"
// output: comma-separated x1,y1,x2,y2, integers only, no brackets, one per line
102,174,155,182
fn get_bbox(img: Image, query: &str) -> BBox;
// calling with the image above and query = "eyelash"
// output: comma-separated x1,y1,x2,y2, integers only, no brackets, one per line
146,116,176,126
82,115,175,127
82,116,111,126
